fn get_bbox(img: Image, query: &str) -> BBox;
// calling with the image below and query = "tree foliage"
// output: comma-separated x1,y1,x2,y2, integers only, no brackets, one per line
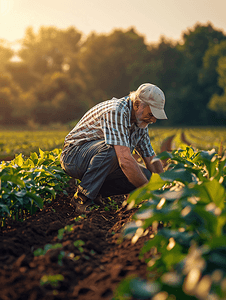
1,22,226,126
208,56,226,117
0,40,14,72
79,28,150,99
18,26,82,75
30,72,88,124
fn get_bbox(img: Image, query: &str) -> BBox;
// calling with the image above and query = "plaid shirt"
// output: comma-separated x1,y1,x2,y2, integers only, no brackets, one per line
63,96,155,157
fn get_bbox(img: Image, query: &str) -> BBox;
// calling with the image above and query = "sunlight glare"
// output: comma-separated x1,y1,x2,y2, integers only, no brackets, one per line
0,0,13,16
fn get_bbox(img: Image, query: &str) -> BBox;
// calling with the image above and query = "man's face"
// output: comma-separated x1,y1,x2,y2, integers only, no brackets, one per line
135,103,157,128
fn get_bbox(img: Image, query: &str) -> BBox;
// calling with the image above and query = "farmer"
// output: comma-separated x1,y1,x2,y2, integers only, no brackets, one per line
60,83,167,213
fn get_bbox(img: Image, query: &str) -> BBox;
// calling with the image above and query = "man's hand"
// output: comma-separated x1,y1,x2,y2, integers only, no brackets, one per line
143,156,164,174
114,145,149,188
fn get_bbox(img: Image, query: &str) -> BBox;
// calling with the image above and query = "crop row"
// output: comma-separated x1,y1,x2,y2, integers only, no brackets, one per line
150,127,225,154
184,128,225,152
0,130,68,160
0,128,225,160
0,148,70,226
114,146,226,299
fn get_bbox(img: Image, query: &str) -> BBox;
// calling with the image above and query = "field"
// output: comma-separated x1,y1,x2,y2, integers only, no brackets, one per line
0,127,226,300
0,130,68,161
0,127,225,161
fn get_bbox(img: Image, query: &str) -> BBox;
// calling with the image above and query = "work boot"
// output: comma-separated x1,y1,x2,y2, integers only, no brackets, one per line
93,194,105,206
71,191,94,214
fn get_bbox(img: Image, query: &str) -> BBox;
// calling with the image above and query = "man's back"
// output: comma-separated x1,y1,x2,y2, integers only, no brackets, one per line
64,97,131,147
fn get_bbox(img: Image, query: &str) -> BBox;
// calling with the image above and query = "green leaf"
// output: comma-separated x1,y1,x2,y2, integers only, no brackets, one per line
129,278,160,299
198,149,216,162
50,243,63,250
127,174,165,207
45,187,56,197
122,222,139,238
208,158,219,178
26,192,43,209
162,245,186,270
0,204,10,215
58,228,65,240
44,244,54,253
33,248,45,256
39,148,45,159
207,236,226,249
152,151,173,162
195,179,226,209
30,151,39,160
1,174,25,188
140,235,167,256
73,240,85,247
15,190,27,197
152,188,184,201
215,157,226,181
160,168,194,184
13,154,24,167
30,152,39,164
146,173,166,190
193,205,218,234
208,248,226,270
159,229,194,247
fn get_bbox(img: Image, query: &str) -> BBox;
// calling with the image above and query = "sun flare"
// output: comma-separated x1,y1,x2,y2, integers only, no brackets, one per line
0,0,13,16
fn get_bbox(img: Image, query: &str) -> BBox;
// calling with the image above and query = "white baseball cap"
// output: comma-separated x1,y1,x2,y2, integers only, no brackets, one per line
136,83,167,119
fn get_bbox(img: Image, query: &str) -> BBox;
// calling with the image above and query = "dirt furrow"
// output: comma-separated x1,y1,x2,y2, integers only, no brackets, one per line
0,180,153,300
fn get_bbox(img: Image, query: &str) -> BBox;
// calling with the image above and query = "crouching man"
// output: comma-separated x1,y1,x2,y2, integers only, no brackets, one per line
60,83,167,213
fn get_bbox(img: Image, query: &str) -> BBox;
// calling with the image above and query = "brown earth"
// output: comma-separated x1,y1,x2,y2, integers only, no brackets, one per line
0,183,155,300
180,132,191,146
0,138,173,300
160,135,174,153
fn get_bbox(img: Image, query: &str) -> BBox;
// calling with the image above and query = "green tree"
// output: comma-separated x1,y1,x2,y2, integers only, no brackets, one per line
30,72,88,124
208,56,226,118
5,61,41,91
18,26,82,76
0,74,26,125
79,28,150,101
128,37,186,125
180,22,226,68
0,39,14,72
199,40,226,96
132,37,183,88
173,23,226,125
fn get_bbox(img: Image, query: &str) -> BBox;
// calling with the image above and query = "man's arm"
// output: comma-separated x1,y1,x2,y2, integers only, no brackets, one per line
143,156,164,174
114,145,149,188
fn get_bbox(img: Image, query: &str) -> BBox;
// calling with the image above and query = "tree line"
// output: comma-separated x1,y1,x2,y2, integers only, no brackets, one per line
0,22,226,127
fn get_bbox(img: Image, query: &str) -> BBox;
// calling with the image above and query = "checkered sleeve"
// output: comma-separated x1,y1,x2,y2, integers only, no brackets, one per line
101,108,130,147
135,130,155,157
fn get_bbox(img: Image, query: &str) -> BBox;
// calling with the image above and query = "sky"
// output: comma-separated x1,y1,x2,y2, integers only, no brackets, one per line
0,0,226,50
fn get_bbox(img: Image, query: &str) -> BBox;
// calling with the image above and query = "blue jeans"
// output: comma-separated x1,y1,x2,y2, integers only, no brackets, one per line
60,140,151,200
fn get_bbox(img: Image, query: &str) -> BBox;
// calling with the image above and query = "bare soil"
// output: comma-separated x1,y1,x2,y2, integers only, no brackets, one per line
1,182,156,300
0,136,174,300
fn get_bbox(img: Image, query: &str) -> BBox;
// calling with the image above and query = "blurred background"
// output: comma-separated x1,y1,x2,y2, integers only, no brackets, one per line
0,0,226,128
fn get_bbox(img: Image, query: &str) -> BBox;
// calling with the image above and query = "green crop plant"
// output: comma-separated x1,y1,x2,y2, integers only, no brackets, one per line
0,130,68,160
34,243,66,266
34,226,86,266
34,243,63,256
114,146,226,300
73,240,85,253
0,148,70,226
40,274,64,288
104,197,119,211
74,214,86,222
57,224,75,240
